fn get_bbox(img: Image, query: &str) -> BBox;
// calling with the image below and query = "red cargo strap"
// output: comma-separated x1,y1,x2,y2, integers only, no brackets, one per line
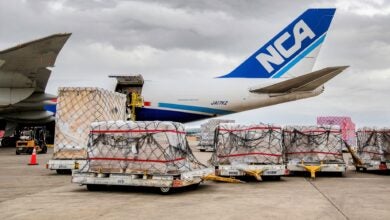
88,157,185,163
286,151,342,156
219,126,281,132
284,130,341,134
361,151,383,155
90,129,186,134
218,152,282,158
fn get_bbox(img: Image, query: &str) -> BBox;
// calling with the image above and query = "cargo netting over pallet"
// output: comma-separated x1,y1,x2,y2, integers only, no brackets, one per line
356,128,390,163
211,123,283,165
199,119,235,146
317,116,356,147
84,121,206,175
53,87,127,159
283,126,344,163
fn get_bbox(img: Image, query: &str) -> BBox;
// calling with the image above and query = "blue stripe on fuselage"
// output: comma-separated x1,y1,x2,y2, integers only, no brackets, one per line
135,108,212,123
158,103,234,115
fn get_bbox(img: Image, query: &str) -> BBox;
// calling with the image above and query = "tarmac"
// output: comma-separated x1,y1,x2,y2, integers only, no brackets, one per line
0,145,389,220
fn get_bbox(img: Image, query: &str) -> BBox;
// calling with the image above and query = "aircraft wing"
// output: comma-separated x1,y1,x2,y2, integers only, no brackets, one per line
0,33,71,129
0,33,71,93
249,66,349,94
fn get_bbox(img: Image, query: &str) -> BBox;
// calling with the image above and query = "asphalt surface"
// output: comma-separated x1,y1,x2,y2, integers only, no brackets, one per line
0,146,389,220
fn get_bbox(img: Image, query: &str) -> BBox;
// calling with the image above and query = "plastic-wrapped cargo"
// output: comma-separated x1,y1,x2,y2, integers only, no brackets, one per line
48,87,126,171
208,123,286,180
212,123,283,165
283,125,346,178
198,119,235,151
356,127,390,164
84,121,205,174
283,125,344,163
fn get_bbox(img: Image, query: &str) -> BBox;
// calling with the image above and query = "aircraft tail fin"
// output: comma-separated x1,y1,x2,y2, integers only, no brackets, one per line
218,8,336,79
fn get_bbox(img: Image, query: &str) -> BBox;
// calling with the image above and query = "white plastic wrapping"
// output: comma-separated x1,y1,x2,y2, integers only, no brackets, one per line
212,123,283,165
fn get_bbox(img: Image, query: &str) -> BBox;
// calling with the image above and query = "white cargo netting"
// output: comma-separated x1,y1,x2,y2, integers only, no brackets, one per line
84,121,206,175
211,123,283,165
283,126,344,163
356,128,390,163
53,87,127,159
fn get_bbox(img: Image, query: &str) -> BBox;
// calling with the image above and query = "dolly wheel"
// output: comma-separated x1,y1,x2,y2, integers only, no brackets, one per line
159,187,171,195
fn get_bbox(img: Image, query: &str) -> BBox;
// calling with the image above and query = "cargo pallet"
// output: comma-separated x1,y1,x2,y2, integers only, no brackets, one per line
215,164,286,181
72,168,214,194
47,159,87,174
354,161,390,172
287,161,346,178
345,143,390,172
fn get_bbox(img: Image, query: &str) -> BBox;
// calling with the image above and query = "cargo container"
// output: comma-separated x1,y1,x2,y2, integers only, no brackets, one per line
47,87,126,174
198,119,234,152
72,121,213,194
352,128,390,171
211,123,286,181
283,126,346,178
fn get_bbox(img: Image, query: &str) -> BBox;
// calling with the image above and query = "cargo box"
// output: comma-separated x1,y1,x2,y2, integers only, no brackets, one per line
72,121,212,194
283,125,346,178
211,123,286,180
354,128,390,171
47,87,126,172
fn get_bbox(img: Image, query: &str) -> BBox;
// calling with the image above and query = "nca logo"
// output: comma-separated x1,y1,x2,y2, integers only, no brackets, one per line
256,20,315,73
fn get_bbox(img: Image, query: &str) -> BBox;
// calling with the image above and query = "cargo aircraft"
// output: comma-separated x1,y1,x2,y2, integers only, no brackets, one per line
118,8,348,122
0,8,347,143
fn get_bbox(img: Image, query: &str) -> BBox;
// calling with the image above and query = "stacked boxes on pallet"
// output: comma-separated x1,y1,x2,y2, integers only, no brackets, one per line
212,123,283,165
85,121,205,174
283,126,345,163
53,87,127,160
356,128,390,164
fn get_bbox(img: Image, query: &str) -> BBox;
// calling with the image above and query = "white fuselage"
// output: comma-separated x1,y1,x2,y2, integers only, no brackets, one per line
134,78,323,122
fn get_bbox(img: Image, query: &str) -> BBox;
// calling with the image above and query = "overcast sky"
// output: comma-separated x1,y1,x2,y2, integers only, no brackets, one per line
1,0,389,127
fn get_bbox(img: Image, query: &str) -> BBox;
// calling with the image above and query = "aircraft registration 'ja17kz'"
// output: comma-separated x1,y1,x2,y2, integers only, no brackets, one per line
0,8,348,138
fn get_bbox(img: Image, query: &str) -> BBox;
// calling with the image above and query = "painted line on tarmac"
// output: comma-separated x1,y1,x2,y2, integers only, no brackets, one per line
305,178,349,220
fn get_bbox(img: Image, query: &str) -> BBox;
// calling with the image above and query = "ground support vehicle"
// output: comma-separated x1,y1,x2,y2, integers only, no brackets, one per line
215,164,286,181
287,160,346,178
16,127,47,155
72,167,213,194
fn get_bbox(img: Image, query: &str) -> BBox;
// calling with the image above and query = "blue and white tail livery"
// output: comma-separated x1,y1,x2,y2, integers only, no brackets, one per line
219,8,336,79
128,8,348,123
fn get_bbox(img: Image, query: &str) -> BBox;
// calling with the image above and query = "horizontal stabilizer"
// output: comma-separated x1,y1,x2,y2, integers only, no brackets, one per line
250,66,349,93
